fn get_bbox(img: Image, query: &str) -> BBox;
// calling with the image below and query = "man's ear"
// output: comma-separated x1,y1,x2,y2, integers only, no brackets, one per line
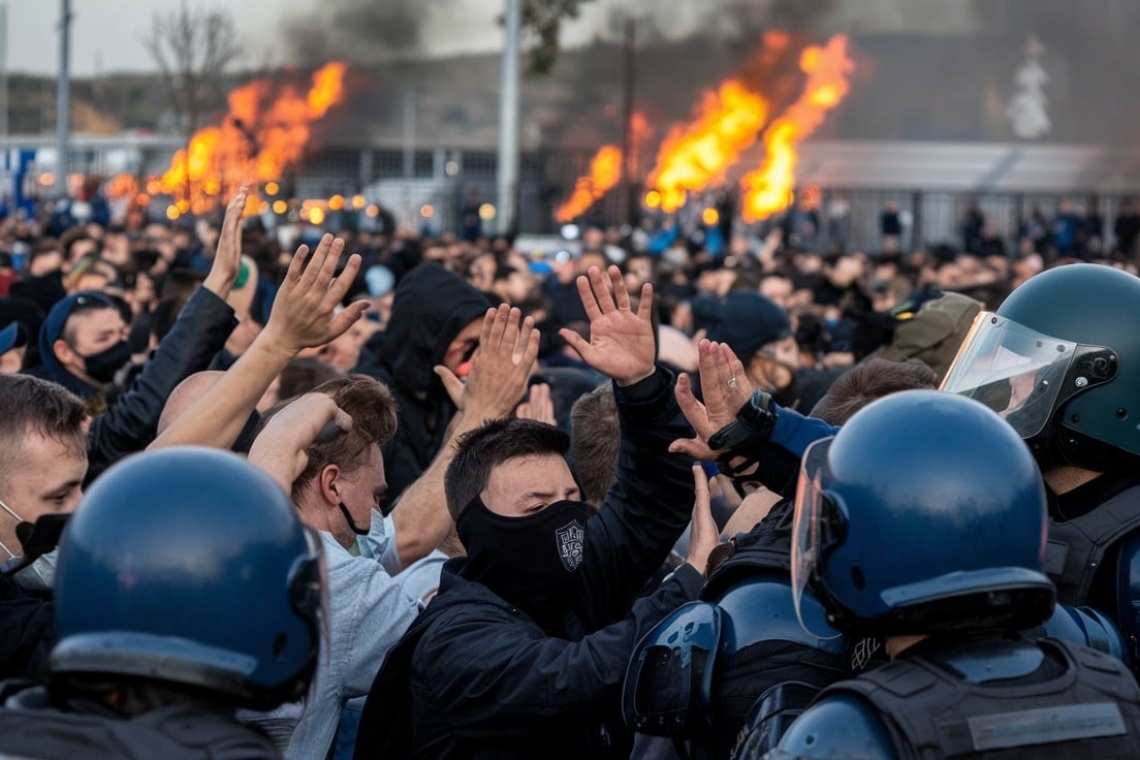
318,463,341,508
53,338,78,367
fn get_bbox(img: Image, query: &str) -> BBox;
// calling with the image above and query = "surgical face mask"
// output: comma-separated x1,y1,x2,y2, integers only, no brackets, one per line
12,549,58,591
0,496,68,567
357,509,401,575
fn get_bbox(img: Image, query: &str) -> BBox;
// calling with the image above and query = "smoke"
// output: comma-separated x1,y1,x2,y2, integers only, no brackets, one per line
282,0,453,66
595,0,837,47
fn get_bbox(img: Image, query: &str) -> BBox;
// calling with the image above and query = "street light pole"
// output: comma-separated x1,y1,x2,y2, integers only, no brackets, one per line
496,0,521,235
56,0,72,197
0,4,9,137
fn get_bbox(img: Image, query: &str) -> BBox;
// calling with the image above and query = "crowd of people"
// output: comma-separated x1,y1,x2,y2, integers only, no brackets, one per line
1,179,1140,759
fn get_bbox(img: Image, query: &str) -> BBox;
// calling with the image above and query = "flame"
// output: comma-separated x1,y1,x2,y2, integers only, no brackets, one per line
555,145,623,222
646,80,768,213
105,174,139,200
554,110,654,222
161,62,348,214
741,35,853,222
642,30,802,214
762,30,791,53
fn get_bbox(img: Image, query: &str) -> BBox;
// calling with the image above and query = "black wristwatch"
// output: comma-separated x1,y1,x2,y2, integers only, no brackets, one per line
708,390,777,451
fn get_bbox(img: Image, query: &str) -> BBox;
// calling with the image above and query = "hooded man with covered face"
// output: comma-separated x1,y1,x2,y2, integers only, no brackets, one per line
353,266,713,760
353,263,493,511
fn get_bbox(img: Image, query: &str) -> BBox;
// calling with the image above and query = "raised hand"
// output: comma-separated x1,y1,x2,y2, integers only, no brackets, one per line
202,183,250,300
262,234,368,355
559,265,656,386
248,393,353,493
435,304,541,422
516,383,555,425
670,340,754,459
686,465,721,576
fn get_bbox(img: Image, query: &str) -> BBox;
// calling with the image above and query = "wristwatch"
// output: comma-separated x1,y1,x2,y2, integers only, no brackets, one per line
708,390,777,451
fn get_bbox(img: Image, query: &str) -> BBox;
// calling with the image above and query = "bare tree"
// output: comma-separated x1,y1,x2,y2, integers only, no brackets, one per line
140,0,240,137
522,0,597,74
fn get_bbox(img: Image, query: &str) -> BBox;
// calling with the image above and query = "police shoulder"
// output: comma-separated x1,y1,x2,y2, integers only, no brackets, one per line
761,693,897,760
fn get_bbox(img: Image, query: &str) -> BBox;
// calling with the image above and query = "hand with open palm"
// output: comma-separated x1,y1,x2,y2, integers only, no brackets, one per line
559,265,656,387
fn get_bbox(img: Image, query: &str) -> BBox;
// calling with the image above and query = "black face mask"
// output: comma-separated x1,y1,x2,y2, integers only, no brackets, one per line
1,513,69,576
457,495,592,610
77,340,131,384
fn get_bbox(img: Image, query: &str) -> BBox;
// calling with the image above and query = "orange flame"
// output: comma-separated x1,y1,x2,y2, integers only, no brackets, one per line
161,62,348,214
554,111,655,222
555,145,623,223
646,80,769,213
105,173,139,200
741,35,853,222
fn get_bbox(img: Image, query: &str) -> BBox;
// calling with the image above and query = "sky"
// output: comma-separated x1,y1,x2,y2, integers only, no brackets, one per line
6,0,608,77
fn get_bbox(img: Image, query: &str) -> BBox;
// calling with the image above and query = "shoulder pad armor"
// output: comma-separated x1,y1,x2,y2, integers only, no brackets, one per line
761,694,897,760
623,601,722,737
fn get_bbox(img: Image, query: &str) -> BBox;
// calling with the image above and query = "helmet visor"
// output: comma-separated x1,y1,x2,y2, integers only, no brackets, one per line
791,437,844,640
941,312,1079,439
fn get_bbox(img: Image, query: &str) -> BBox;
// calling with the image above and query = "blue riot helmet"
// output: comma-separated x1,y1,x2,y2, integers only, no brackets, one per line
791,390,1055,637
50,447,323,709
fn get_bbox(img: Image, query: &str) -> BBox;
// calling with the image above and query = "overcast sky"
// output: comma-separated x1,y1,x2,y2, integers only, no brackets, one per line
7,0,614,77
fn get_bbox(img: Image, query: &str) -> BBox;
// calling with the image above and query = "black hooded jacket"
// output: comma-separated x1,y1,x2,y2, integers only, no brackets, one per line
353,264,491,510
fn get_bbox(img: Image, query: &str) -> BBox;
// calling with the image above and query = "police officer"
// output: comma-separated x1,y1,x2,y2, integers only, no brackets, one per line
623,359,944,759
761,391,1140,759
681,268,1140,671
0,447,323,759
941,263,1140,668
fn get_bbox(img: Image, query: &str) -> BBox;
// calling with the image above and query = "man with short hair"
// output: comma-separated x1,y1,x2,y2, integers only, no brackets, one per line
569,384,620,505
0,374,87,679
0,376,87,558
244,374,422,760
354,266,709,759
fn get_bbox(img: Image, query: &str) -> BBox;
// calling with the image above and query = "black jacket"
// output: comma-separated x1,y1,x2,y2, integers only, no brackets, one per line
0,684,281,760
0,575,53,683
85,287,236,482
353,264,491,510
354,369,700,759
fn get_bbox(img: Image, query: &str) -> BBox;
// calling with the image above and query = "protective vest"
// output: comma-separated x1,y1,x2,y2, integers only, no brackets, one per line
817,638,1140,759
1045,483,1140,606
0,685,280,760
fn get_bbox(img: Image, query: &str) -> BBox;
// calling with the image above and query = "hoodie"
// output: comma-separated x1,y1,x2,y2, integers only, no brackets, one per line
34,291,125,399
354,263,492,510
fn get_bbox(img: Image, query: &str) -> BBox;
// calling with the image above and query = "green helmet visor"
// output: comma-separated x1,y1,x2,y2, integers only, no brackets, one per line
941,312,1116,440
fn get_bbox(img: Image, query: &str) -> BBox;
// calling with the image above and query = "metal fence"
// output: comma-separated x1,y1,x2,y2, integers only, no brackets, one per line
8,136,1137,249
819,189,1130,253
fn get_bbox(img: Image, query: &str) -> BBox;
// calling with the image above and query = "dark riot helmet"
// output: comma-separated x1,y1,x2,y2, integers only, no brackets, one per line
50,447,323,709
942,263,1140,472
791,391,1055,637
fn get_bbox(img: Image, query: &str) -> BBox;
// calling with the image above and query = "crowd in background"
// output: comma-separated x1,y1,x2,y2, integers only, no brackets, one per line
3,184,1140,758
